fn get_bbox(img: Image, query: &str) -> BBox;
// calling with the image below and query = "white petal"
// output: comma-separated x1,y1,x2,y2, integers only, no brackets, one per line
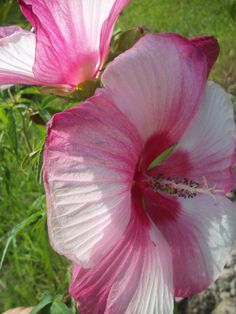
157,82,236,192
0,27,38,84
69,217,173,314
102,33,207,143
154,194,236,297
43,94,141,267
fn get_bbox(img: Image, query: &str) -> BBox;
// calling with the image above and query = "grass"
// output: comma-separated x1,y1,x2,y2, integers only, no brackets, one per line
0,0,236,312
0,87,70,310
118,0,236,90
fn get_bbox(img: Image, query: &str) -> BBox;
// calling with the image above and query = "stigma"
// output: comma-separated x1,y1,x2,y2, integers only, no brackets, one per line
150,174,220,199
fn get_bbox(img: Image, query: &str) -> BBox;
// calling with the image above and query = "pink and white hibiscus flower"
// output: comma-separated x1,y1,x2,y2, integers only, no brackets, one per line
43,33,236,313
0,0,130,90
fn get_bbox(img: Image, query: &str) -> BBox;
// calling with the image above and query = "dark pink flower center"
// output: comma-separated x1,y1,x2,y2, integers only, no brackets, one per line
132,135,220,225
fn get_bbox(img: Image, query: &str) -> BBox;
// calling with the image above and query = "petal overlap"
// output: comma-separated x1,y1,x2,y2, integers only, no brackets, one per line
102,33,208,143
69,211,173,314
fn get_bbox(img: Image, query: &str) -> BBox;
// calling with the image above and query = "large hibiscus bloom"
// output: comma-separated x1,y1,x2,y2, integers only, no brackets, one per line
43,33,236,313
0,0,130,90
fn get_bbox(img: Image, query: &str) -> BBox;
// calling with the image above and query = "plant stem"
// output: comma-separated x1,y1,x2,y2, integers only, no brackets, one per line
20,111,33,153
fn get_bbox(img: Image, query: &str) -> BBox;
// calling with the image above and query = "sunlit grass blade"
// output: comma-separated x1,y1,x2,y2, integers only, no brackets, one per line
0,211,44,271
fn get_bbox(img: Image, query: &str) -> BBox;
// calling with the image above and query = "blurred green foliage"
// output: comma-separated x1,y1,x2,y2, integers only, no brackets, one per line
0,0,27,26
0,0,236,312
118,0,236,91
0,86,71,311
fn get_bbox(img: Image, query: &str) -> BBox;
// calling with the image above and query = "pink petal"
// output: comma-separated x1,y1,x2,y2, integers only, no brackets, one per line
99,0,132,67
0,25,22,37
19,0,130,87
190,36,219,74
143,188,181,224
102,33,208,143
156,82,236,193
43,92,141,267
0,26,40,85
148,193,236,297
69,212,173,314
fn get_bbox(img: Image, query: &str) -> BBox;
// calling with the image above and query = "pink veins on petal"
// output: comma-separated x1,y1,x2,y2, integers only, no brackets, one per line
0,0,131,89
43,33,236,313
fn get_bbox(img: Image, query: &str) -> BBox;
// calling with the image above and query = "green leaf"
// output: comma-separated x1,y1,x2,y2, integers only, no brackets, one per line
21,149,40,172
14,103,28,109
6,109,18,156
37,144,45,184
174,301,179,314
43,96,68,113
0,108,7,124
21,87,41,95
38,109,51,123
50,296,73,314
147,144,176,170
30,292,53,314
107,28,144,63
30,294,73,314
72,79,101,101
111,28,144,54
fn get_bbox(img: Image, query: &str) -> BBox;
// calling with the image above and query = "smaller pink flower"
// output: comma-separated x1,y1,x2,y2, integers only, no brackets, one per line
43,33,236,313
0,0,130,90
